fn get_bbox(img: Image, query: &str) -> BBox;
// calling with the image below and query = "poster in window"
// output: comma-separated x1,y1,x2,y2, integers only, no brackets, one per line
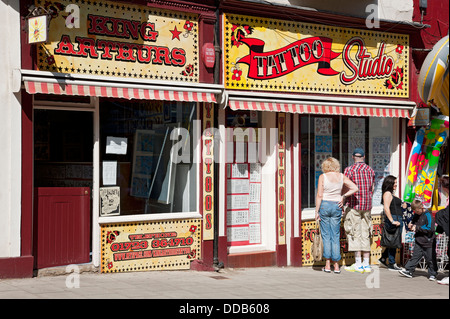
227,226,249,242
231,163,249,178
314,153,332,171
349,136,365,154
227,194,249,210
314,118,332,136
315,135,332,153
102,161,117,186
349,118,366,135
372,137,391,154
249,224,261,244
249,183,261,202
100,187,120,216
250,163,261,182
227,159,262,246
227,179,250,194
249,203,260,223
106,136,128,155
372,154,391,172
227,210,249,226
348,118,366,164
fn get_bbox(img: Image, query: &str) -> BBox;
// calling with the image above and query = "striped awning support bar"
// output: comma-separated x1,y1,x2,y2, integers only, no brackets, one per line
24,80,217,103
228,100,411,118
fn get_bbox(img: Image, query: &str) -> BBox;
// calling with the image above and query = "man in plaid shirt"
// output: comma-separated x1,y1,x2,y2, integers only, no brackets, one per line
343,148,375,274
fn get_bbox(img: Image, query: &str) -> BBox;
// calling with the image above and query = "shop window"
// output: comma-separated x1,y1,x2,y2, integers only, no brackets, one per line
301,116,393,210
225,110,263,247
100,99,197,216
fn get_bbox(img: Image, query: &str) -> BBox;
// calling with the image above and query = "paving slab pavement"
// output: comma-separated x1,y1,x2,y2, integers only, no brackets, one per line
0,265,447,303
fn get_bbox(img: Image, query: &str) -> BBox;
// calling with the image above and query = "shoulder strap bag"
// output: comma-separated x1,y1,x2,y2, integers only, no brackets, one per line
380,197,402,249
311,222,324,262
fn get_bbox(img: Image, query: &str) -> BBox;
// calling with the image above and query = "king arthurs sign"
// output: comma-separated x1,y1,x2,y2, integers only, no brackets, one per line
37,0,199,82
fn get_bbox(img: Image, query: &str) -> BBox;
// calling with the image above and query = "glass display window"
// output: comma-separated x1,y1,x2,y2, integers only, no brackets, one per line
301,115,394,210
99,99,198,216
225,109,264,247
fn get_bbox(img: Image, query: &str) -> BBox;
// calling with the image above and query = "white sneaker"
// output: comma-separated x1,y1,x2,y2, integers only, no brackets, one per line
363,265,372,273
437,277,449,285
344,263,364,273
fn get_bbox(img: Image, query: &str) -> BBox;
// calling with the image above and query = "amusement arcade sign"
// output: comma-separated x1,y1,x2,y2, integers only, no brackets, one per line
224,13,409,97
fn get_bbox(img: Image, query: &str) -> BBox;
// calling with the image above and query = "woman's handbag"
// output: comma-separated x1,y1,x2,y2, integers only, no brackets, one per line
311,223,324,262
381,200,403,249
380,223,402,249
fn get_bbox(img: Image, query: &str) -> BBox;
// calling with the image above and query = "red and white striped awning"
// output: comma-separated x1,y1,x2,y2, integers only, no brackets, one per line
24,80,217,103
21,70,221,103
229,100,411,118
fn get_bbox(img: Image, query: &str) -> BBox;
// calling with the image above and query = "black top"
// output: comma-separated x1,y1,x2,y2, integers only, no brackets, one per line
389,195,403,216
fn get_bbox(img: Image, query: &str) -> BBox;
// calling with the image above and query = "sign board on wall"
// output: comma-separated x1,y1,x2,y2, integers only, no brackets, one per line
277,114,286,245
28,15,48,44
224,13,409,97
202,103,215,240
36,0,199,82
301,215,387,266
101,219,201,272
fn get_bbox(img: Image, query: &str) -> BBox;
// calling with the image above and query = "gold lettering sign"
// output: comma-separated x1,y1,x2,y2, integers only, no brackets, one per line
37,0,199,82
301,216,384,266
202,103,214,241
224,13,409,97
101,219,201,272
277,113,286,245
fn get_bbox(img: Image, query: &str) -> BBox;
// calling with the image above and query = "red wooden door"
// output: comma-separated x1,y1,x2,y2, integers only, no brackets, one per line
34,187,91,269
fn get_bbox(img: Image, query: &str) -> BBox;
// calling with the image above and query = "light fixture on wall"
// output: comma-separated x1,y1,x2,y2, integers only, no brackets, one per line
25,5,53,44
419,0,427,23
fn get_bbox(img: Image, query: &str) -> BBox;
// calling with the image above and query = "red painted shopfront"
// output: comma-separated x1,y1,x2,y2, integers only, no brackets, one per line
2,0,439,278
12,0,221,278
217,0,424,268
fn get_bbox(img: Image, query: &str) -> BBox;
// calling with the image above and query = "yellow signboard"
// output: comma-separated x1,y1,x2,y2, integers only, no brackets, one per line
28,15,48,44
101,219,201,273
301,215,384,266
37,0,199,82
224,13,409,97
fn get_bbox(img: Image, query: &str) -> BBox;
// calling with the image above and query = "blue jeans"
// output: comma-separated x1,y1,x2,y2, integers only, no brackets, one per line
381,214,404,265
319,200,342,262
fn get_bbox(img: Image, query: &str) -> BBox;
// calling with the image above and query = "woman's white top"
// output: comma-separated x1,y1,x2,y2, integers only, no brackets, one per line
322,173,344,202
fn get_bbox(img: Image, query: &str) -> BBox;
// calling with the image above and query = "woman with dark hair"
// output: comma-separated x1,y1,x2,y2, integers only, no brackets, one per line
378,175,403,271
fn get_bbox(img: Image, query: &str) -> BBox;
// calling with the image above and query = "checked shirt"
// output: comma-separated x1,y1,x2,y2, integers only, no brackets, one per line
344,162,375,211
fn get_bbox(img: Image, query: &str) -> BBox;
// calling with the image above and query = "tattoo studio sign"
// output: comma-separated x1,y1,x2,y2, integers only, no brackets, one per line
36,0,199,81
224,13,409,97
101,219,201,272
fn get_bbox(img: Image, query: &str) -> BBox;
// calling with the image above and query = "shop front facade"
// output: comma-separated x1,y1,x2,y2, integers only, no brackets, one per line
4,0,223,278
1,0,430,278
217,2,419,268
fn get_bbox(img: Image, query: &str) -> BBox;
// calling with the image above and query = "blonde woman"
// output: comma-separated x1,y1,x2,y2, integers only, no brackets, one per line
315,157,358,273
